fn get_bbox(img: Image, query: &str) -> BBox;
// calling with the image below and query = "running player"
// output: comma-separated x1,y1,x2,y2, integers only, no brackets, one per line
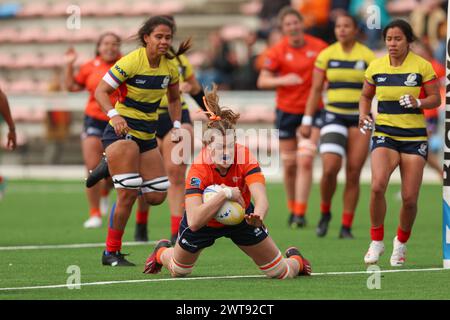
96,16,188,266
64,32,121,228
134,16,207,244
360,20,441,266
300,14,376,238
0,87,16,199
257,6,327,228
143,85,312,279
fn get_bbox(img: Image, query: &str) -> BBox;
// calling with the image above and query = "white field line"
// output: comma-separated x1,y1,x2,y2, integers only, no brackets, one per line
0,268,447,292
0,241,157,251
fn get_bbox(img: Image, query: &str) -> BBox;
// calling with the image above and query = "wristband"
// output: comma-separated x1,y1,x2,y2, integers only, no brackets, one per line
190,89,207,111
416,98,422,108
173,120,181,129
223,187,232,200
302,115,313,126
107,109,119,119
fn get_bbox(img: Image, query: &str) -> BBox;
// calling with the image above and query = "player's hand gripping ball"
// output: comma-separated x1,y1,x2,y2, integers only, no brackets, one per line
203,184,245,225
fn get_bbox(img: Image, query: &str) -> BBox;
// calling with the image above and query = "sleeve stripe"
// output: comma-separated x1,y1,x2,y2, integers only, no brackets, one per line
103,72,120,89
185,188,203,195
245,167,262,177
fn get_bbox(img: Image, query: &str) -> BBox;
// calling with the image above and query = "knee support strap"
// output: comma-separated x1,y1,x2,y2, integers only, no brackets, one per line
298,139,317,157
112,173,143,189
141,176,170,194
259,252,291,279
169,257,194,277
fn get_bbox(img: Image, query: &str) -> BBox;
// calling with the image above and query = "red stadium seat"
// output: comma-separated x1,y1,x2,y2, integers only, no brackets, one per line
220,25,249,41
79,1,103,16
71,26,99,42
17,2,50,17
127,1,156,15
8,79,37,93
46,1,72,17
0,53,16,68
40,53,64,68
96,2,128,16
154,0,185,15
13,53,42,69
46,27,73,42
18,27,45,42
0,27,19,42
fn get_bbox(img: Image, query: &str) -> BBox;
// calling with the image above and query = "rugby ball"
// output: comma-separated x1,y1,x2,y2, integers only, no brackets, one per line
203,184,245,225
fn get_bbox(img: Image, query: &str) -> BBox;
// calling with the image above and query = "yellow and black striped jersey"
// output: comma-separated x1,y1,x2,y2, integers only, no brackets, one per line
158,54,194,114
315,41,375,115
365,51,437,141
103,47,179,140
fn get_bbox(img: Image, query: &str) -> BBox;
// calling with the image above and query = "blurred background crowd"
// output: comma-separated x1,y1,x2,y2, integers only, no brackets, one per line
0,0,447,166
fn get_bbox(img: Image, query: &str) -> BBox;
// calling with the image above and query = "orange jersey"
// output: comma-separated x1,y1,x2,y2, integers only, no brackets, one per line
185,144,266,228
263,35,327,114
423,59,445,119
75,57,119,121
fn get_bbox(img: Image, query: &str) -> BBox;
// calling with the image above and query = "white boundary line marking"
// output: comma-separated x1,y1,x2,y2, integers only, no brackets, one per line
0,241,157,251
0,268,447,292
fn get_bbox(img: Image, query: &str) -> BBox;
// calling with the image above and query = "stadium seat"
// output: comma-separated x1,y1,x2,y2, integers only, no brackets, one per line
17,2,49,17
46,27,73,42
13,53,42,69
220,25,249,41
95,2,128,16
71,26,100,42
155,0,185,15
127,1,156,15
40,53,64,68
8,79,37,93
79,1,103,16
0,27,19,42
18,27,45,43
0,53,16,68
46,1,72,17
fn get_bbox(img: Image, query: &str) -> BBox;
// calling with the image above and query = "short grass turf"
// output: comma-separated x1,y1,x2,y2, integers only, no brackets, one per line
0,180,448,300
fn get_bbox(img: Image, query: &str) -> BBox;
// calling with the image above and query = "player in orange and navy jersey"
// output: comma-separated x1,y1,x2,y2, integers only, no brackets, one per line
257,6,327,228
64,32,121,228
143,85,311,279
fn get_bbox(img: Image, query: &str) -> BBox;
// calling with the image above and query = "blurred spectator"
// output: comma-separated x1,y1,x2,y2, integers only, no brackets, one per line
256,0,291,39
293,0,335,43
349,0,391,50
232,31,260,90
410,0,446,63
412,40,445,180
196,31,239,90
44,68,71,164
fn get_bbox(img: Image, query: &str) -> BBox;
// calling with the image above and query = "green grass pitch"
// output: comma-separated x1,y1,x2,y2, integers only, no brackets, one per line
0,179,448,300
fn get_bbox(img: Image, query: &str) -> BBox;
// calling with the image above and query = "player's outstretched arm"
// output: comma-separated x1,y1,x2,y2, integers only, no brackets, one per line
246,182,268,227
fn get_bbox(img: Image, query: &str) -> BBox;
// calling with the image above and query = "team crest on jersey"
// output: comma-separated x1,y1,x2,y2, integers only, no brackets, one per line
354,60,366,70
404,73,418,86
232,176,241,183
161,75,170,89
285,53,294,61
418,143,428,156
190,177,201,188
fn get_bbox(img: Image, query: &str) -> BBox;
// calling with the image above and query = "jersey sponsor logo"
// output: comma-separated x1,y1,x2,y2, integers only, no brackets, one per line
330,61,340,67
114,64,128,78
161,75,170,88
376,77,387,83
190,177,201,187
135,79,147,85
404,73,418,86
354,60,366,70
418,142,428,156
285,53,294,61
232,176,241,183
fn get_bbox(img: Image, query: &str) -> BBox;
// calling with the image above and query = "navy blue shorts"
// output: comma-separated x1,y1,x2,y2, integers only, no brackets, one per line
82,115,108,139
275,109,323,140
177,203,269,254
371,136,428,160
321,110,359,128
102,124,157,153
156,108,192,139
